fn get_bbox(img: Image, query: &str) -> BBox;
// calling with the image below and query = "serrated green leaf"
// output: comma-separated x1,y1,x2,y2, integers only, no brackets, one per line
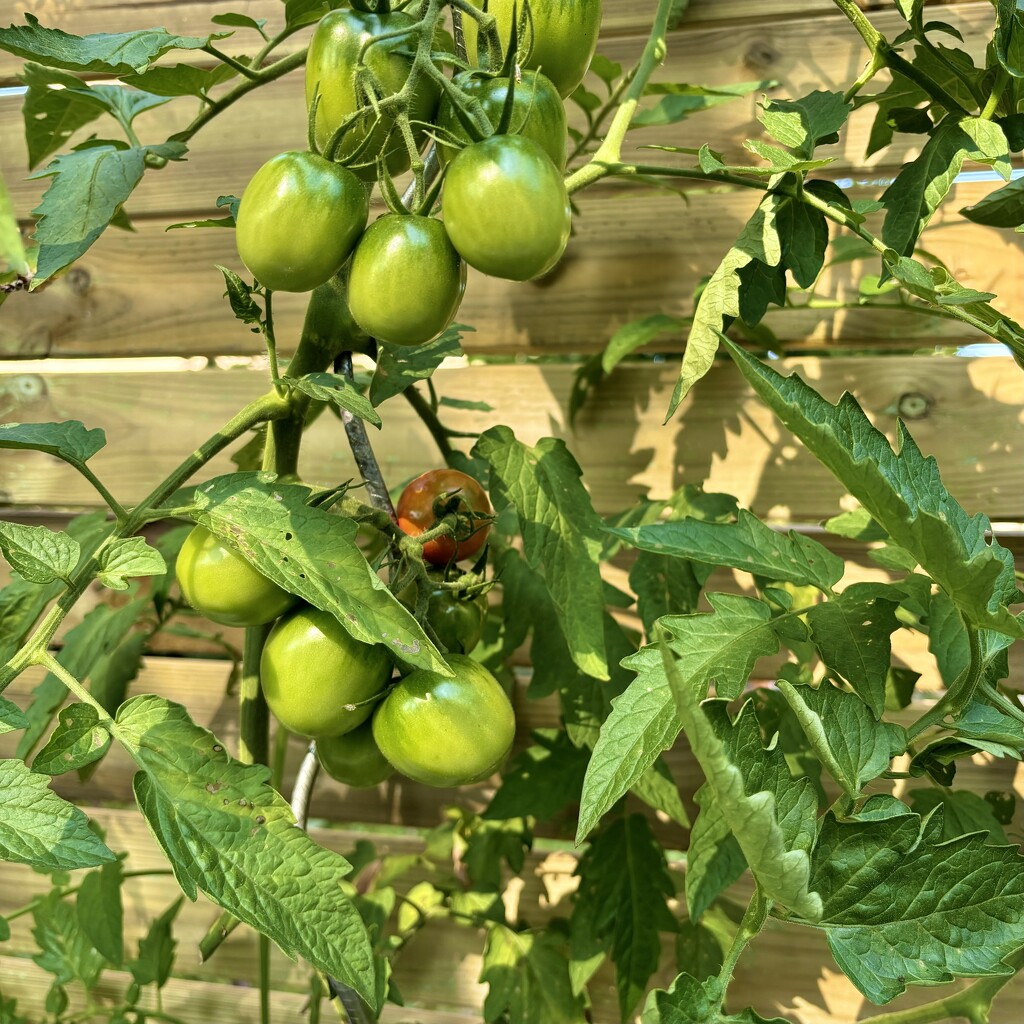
724,341,1024,639
608,509,843,593
908,789,1007,843
742,140,834,172
33,703,111,775
284,0,344,29
576,595,779,842
211,12,267,35
859,72,931,157
76,860,124,964
664,655,822,920
121,61,238,97
806,583,901,717
29,141,186,283
881,117,1011,257
1,171,29,279
961,175,1024,227
675,917,725,983
631,757,690,829
185,474,446,672
475,427,608,680
668,194,781,416
480,925,587,1024
0,759,115,870
282,373,381,428
216,265,261,323
16,599,146,759
95,536,166,591
32,892,106,989
778,681,905,797
823,508,887,541
810,808,1024,1003
995,0,1024,78
775,191,829,288
575,815,677,1019
602,314,684,373
641,970,790,1023
758,91,851,158
130,897,182,988
0,696,28,735
115,695,377,1007
369,325,468,406
0,15,223,74
20,64,104,170
0,522,79,584
0,420,105,464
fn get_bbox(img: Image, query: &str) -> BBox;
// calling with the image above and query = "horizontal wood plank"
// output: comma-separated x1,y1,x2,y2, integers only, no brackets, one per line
2,176,1021,358
1,357,1022,520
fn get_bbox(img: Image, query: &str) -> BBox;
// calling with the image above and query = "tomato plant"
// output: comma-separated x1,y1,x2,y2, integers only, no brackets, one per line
260,606,392,738
442,134,571,281
396,468,492,565
462,0,603,98
347,214,466,346
372,654,515,787
305,7,443,178
436,69,568,170
175,525,297,627
4,1,1024,1023
234,151,368,293
317,720,394,787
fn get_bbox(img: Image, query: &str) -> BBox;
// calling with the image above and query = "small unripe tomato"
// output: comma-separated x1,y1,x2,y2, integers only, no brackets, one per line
317,720,394,787
372,654,515,787
442,135,571,281
260,606,392,738
235,151,369,293
175,525,296,627
396,469,492,566
398,576,489,655
347,214,466,346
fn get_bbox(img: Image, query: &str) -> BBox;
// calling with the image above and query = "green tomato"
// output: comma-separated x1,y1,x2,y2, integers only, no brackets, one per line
347,215,466,346
235,151,368,293
175,525,296,628
463,0,603,98
425,586,488,655
436,70,568,171
305,9,444,179
372,654,515,787
317,720,393,787
261,606,392,738
442,134,571,281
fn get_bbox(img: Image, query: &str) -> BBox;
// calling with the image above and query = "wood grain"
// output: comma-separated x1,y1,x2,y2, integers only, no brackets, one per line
1,357,1021,519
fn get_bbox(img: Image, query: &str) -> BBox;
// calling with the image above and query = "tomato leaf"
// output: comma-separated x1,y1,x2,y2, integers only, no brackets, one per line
15,599,148,760
880,117,1010,258
994,0,1024,78
631,757,690,829
858,71,931,157
668,194,782,417
574,815,677,1020
121,61,238,98
480,924,587,1024
758,91,852,158
95,536,166,592
0,521,80,585
685,790,745,921
641,972,790,1023
369,324,467,406
576,595,779,843
33,703,111,776
475,427,609,681
280,372,382,428
1,171,29,280
609,509,844,593
29,141,187,284
809,802,1024,1003
0,696,28,735
777,681,905,798
129,896,182,989
115,695,377,1007
961,175,1024,227
0,16,226,74
0,420,106,465
725,341,1024,638
633,80,771,127
185,474,448,672
0,759,116,870
907,788,1007,844
76,860,125,965
31,891,107,989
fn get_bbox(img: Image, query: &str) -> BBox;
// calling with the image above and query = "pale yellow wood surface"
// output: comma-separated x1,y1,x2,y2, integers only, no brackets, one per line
1,357,1022,520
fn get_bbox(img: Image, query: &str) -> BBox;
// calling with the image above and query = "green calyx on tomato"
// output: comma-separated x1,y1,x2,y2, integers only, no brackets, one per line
305,8,444,180
372,654,515,787
347,214,466,346
442,134,571,282
260,606,392,738
436,70,568,171
235,151,368,293
175,525,297,628
462,0,604,99
317,720,394,787
396,469,492,566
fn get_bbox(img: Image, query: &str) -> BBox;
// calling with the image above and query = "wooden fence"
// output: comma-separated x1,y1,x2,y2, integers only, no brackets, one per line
2,1,1024,1021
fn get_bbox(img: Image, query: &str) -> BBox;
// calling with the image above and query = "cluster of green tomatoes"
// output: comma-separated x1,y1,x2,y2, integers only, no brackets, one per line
175,470,511,789
234,0,602,346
